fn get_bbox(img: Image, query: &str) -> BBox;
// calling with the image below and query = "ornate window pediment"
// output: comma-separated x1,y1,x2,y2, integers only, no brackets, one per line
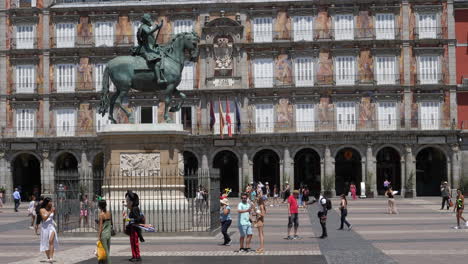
202,17,243,44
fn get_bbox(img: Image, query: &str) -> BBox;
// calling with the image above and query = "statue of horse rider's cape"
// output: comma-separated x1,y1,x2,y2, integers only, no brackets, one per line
132,13,166,84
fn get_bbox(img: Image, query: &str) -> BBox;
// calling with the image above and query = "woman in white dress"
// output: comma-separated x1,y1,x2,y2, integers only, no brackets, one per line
40,197,59,263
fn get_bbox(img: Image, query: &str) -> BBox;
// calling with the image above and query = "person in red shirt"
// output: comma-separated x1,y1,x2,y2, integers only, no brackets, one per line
286,190,300,240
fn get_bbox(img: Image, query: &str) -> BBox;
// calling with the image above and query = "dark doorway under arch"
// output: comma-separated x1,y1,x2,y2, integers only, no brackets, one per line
376,147,401,195
294,148,321,197
92,153,104,197
55,152,79,199
253,149,280,191
416,147,447,196
213,150,239,196
335,148,362,196
12,153,41,201
183,151,199,198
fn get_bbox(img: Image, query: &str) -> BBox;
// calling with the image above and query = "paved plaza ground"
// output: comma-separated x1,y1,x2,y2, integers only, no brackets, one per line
0,197,467,264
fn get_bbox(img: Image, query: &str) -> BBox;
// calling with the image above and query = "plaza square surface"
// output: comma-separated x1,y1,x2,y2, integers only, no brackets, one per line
0,197,467,264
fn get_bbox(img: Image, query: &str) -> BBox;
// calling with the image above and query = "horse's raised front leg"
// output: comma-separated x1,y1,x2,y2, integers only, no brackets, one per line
169,90,186,113
108,92,119,124
164,84,176,122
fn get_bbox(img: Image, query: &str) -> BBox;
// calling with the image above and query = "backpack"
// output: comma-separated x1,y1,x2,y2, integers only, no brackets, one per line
322,197,332,210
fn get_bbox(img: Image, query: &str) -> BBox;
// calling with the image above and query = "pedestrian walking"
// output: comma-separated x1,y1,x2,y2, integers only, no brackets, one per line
35,196,44,235
28,195,37,230
265,182,270,198
237,193,253,252
195,186,205,213
272,185,279,207
453,189,468,229
219,198,232,246
302,186,310,210
123,191,143,262
80,195,90,228
12,188,21,212
286,190,300,240
307,193,329,239
384,179,391,191
349,182,357,200
298,186,304,207
97,199,112,264
282,182,291,203
385,188,398,214
337,194,352,230
440,181,451,210
255,195,266,253
40,197,59,263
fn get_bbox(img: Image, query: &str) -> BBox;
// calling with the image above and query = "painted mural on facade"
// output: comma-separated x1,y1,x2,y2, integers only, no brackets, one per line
276,98,293,130
274,11,291,40
318,97,334,131
359,97,375,129
356,10,373,39
315,9,331,39
78,104,93,134
358,50,373,83
78,58,93,91
275,54,292,86
115,16,133,46
77,17,93,46
316,51,333,85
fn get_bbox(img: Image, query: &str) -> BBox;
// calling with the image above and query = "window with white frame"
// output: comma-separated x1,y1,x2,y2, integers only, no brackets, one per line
213,100,236,135
417,13,437,39
133,21,141,47
336,102,356,131
56,64,75,92
255,104,274,133
334,14,354,40
15,24,34,49
178,61,194,90
296,103,314,132
420,101,440,130
135,105,158,124
173,19,194,35
95,21,114,47
94,63,115,92
418,55,439,84
375,56,396,85
254,58,274,88
55,23,75,48
294,57,314,87
253,17,273,43
95,111,111,132
378,101,397,130
15,65,35,93
16,108,35,137
375,13,395,40
335,56,355,85
293,16,313,41
56,108,76,137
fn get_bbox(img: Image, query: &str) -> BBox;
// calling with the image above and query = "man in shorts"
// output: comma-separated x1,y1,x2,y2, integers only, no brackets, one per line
286,190,300,240
237,193,253,252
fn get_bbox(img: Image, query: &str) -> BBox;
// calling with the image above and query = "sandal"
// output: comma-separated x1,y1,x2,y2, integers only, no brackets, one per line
256,248,264,253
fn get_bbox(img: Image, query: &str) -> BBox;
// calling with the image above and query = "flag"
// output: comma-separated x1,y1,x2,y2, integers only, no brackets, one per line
209,100,215,132
196,100,202,133
225,97,232,137
218,98,225,138
235,97,241,132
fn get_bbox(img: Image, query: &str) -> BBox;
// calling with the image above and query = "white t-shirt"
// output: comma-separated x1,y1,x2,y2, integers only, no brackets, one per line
318,195,327,213
28,201,36,215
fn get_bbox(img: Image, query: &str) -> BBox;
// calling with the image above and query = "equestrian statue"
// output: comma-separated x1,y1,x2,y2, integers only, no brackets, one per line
98,13,199,123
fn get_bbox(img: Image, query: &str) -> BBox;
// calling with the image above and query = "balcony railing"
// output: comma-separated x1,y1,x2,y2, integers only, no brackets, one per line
414,27,445,40
414,73,444,85
10,37,38,50
12,83,39,94
0,118,454,139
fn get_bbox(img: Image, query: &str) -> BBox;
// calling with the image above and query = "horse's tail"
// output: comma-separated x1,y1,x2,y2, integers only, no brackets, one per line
98,66,111,116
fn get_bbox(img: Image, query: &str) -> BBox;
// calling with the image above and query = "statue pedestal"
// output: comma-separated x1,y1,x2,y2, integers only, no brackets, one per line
97,124,193,232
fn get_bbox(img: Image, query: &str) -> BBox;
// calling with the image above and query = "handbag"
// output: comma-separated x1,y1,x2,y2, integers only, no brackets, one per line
449,199,454,208
96,240,107,261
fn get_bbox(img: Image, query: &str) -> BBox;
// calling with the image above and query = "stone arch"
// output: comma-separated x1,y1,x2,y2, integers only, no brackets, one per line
373,144,404,158
294,148,321,197
210,147,241,166
183,151,199,175
213,150,240,196
376,147,402,195
291,145,324,160
414,144,450,160
335,147,362,196
332,145,365,160
11,152,42,200
52,150,81,170
416,147,448,196
249,146,283,162
253,149,281,189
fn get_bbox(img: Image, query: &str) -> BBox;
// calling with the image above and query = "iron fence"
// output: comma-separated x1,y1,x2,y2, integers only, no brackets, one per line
54,168,220,235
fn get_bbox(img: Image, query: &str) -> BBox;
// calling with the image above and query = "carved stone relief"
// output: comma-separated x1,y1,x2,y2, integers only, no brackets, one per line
214,35,233,76
120,153,160,176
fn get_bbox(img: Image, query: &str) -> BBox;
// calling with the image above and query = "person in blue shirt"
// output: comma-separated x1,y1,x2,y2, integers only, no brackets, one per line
12,188,21,212
219,198,232,246
237,193,253,252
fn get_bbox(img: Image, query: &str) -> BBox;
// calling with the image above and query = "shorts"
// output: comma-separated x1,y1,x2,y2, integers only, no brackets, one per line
238,225,253,237
288,213,299,228
80,210,88,217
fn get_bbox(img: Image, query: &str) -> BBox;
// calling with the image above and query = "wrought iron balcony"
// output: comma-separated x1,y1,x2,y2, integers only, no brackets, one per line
12,83,39,94
10,37,38,50
414,73,444,85
413,27,445,40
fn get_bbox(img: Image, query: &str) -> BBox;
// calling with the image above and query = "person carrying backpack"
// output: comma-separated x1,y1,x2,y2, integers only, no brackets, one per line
307,192,330,239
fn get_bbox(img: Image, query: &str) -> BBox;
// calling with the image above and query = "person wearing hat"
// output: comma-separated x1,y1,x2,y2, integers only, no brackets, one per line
135,13,166,85
440,181,451,210
219,198,232,246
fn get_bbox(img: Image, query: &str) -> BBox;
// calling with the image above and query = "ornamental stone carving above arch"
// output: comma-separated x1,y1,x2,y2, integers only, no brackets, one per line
202,17,243,44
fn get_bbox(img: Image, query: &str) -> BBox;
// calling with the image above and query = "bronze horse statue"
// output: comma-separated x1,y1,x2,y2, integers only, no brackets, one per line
98,32,200,123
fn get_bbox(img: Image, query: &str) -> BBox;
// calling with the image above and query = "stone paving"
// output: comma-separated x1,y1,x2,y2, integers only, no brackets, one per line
0,197,467,263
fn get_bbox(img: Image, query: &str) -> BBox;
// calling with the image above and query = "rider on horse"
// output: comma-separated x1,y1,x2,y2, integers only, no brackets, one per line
133,14,166,85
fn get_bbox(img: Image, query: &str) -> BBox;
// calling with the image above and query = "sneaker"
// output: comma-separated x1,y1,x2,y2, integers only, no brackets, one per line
348,225,353,231
246,248,255,252
453,226,460,229
293,235,300,240
284,236,293,240
225,240,232,246
319,235,327,239
29,226,34,230
238,248,247,252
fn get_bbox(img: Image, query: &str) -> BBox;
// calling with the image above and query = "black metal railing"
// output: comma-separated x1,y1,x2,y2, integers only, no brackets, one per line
10,37,38,50
414,73,444,85
55,168,220,234
12,83,40,94
414,27,445,40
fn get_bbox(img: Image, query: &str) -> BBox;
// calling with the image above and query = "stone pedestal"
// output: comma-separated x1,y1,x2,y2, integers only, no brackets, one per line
97,123,192,232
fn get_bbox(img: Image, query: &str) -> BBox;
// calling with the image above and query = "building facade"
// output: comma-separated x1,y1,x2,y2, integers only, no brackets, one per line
0,0,463,200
